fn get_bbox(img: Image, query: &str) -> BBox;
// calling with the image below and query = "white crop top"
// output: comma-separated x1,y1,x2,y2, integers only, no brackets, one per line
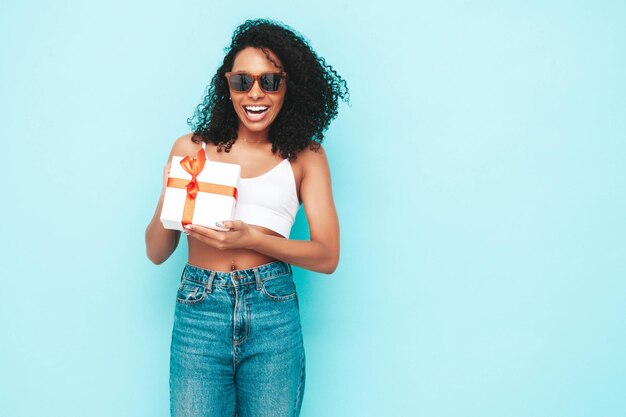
202,142,301,238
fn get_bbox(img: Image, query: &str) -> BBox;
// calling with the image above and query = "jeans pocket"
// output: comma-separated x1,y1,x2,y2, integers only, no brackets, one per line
176,277,209,305
261,273,297,302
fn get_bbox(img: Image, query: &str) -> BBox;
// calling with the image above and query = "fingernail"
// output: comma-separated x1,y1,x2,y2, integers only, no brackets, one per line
215,221,224,228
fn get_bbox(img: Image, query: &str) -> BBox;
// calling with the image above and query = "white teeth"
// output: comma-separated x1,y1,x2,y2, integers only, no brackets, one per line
244,106,269,111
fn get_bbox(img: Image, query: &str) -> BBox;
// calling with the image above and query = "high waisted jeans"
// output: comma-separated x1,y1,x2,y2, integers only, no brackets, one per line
169,260,306,417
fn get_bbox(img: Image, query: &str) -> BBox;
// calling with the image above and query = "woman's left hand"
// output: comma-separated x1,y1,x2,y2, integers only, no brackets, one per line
183,220,258,250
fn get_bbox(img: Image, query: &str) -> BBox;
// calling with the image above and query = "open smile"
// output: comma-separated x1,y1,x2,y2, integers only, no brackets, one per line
243,105,270,121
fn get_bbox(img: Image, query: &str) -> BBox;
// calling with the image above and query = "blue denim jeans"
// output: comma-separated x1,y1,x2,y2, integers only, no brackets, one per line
169,260,306,417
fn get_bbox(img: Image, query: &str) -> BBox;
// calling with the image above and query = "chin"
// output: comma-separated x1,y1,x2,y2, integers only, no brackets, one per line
241,123,269,133
239,116,275,132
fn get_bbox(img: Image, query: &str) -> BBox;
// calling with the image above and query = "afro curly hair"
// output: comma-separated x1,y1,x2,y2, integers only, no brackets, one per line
187,18,350,161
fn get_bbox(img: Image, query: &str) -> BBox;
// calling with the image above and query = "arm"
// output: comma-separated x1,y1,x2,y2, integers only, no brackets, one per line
183,144,340,274
248,145,340,273
248,235,338,274
144,174,181,265
144,134,197,264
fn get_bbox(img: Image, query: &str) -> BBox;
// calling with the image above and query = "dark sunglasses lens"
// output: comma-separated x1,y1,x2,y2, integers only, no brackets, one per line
229,74,253,91
260,73,284,92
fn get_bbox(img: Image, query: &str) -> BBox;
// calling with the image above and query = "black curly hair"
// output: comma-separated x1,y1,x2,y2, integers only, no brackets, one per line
187,18,350,161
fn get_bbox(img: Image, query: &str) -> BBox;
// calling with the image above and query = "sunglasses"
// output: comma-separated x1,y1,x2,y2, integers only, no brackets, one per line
225,71,288,93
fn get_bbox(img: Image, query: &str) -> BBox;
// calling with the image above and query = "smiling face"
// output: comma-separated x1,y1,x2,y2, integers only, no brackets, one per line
228,47,287,139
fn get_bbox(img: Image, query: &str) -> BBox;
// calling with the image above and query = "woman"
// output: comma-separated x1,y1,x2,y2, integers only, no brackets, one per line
145,18,349,417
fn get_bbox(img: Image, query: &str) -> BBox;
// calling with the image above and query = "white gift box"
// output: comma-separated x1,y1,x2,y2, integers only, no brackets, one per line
160,154,240,232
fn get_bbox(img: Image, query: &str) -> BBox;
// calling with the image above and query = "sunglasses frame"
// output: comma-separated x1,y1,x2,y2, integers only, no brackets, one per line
224,71,288,93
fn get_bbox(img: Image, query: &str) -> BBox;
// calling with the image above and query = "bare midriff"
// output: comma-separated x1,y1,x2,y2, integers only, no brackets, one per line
187,224,284,272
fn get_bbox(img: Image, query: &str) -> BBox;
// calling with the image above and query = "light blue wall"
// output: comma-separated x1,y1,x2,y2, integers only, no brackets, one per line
1,1,625,416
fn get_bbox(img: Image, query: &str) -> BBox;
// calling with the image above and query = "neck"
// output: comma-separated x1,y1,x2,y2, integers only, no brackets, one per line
237,125,270,145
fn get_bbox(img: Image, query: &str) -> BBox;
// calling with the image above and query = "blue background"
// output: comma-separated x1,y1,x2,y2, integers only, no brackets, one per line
1,1,625,416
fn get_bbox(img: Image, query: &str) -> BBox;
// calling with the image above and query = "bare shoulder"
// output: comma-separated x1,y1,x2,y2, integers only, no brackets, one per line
169,132,204,158
297,141,330,174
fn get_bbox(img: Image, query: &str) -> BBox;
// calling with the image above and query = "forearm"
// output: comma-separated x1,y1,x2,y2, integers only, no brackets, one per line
249,232,338,274
145,192,181,264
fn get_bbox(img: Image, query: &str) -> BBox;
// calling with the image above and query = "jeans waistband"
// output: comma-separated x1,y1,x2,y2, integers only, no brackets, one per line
182,260,292,289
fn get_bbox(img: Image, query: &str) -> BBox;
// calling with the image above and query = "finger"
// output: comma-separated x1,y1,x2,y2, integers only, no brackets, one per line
185,224,222,238
214,221,233,230
184,225,230,249
221,220,242,230
221,220,233,229
185,231,222,248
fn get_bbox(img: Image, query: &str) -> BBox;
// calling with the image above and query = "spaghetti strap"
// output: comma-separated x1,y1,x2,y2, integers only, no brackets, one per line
201,141,208,160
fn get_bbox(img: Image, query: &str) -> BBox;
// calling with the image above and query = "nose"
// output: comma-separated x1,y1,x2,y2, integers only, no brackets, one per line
247,78,265,99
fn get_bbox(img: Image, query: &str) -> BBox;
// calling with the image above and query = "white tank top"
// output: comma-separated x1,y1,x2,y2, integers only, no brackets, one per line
202,142,301,238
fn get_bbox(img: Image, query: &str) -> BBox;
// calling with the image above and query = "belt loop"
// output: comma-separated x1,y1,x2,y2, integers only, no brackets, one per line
206,271,216,294
287,263,293,274
253,268,262,291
